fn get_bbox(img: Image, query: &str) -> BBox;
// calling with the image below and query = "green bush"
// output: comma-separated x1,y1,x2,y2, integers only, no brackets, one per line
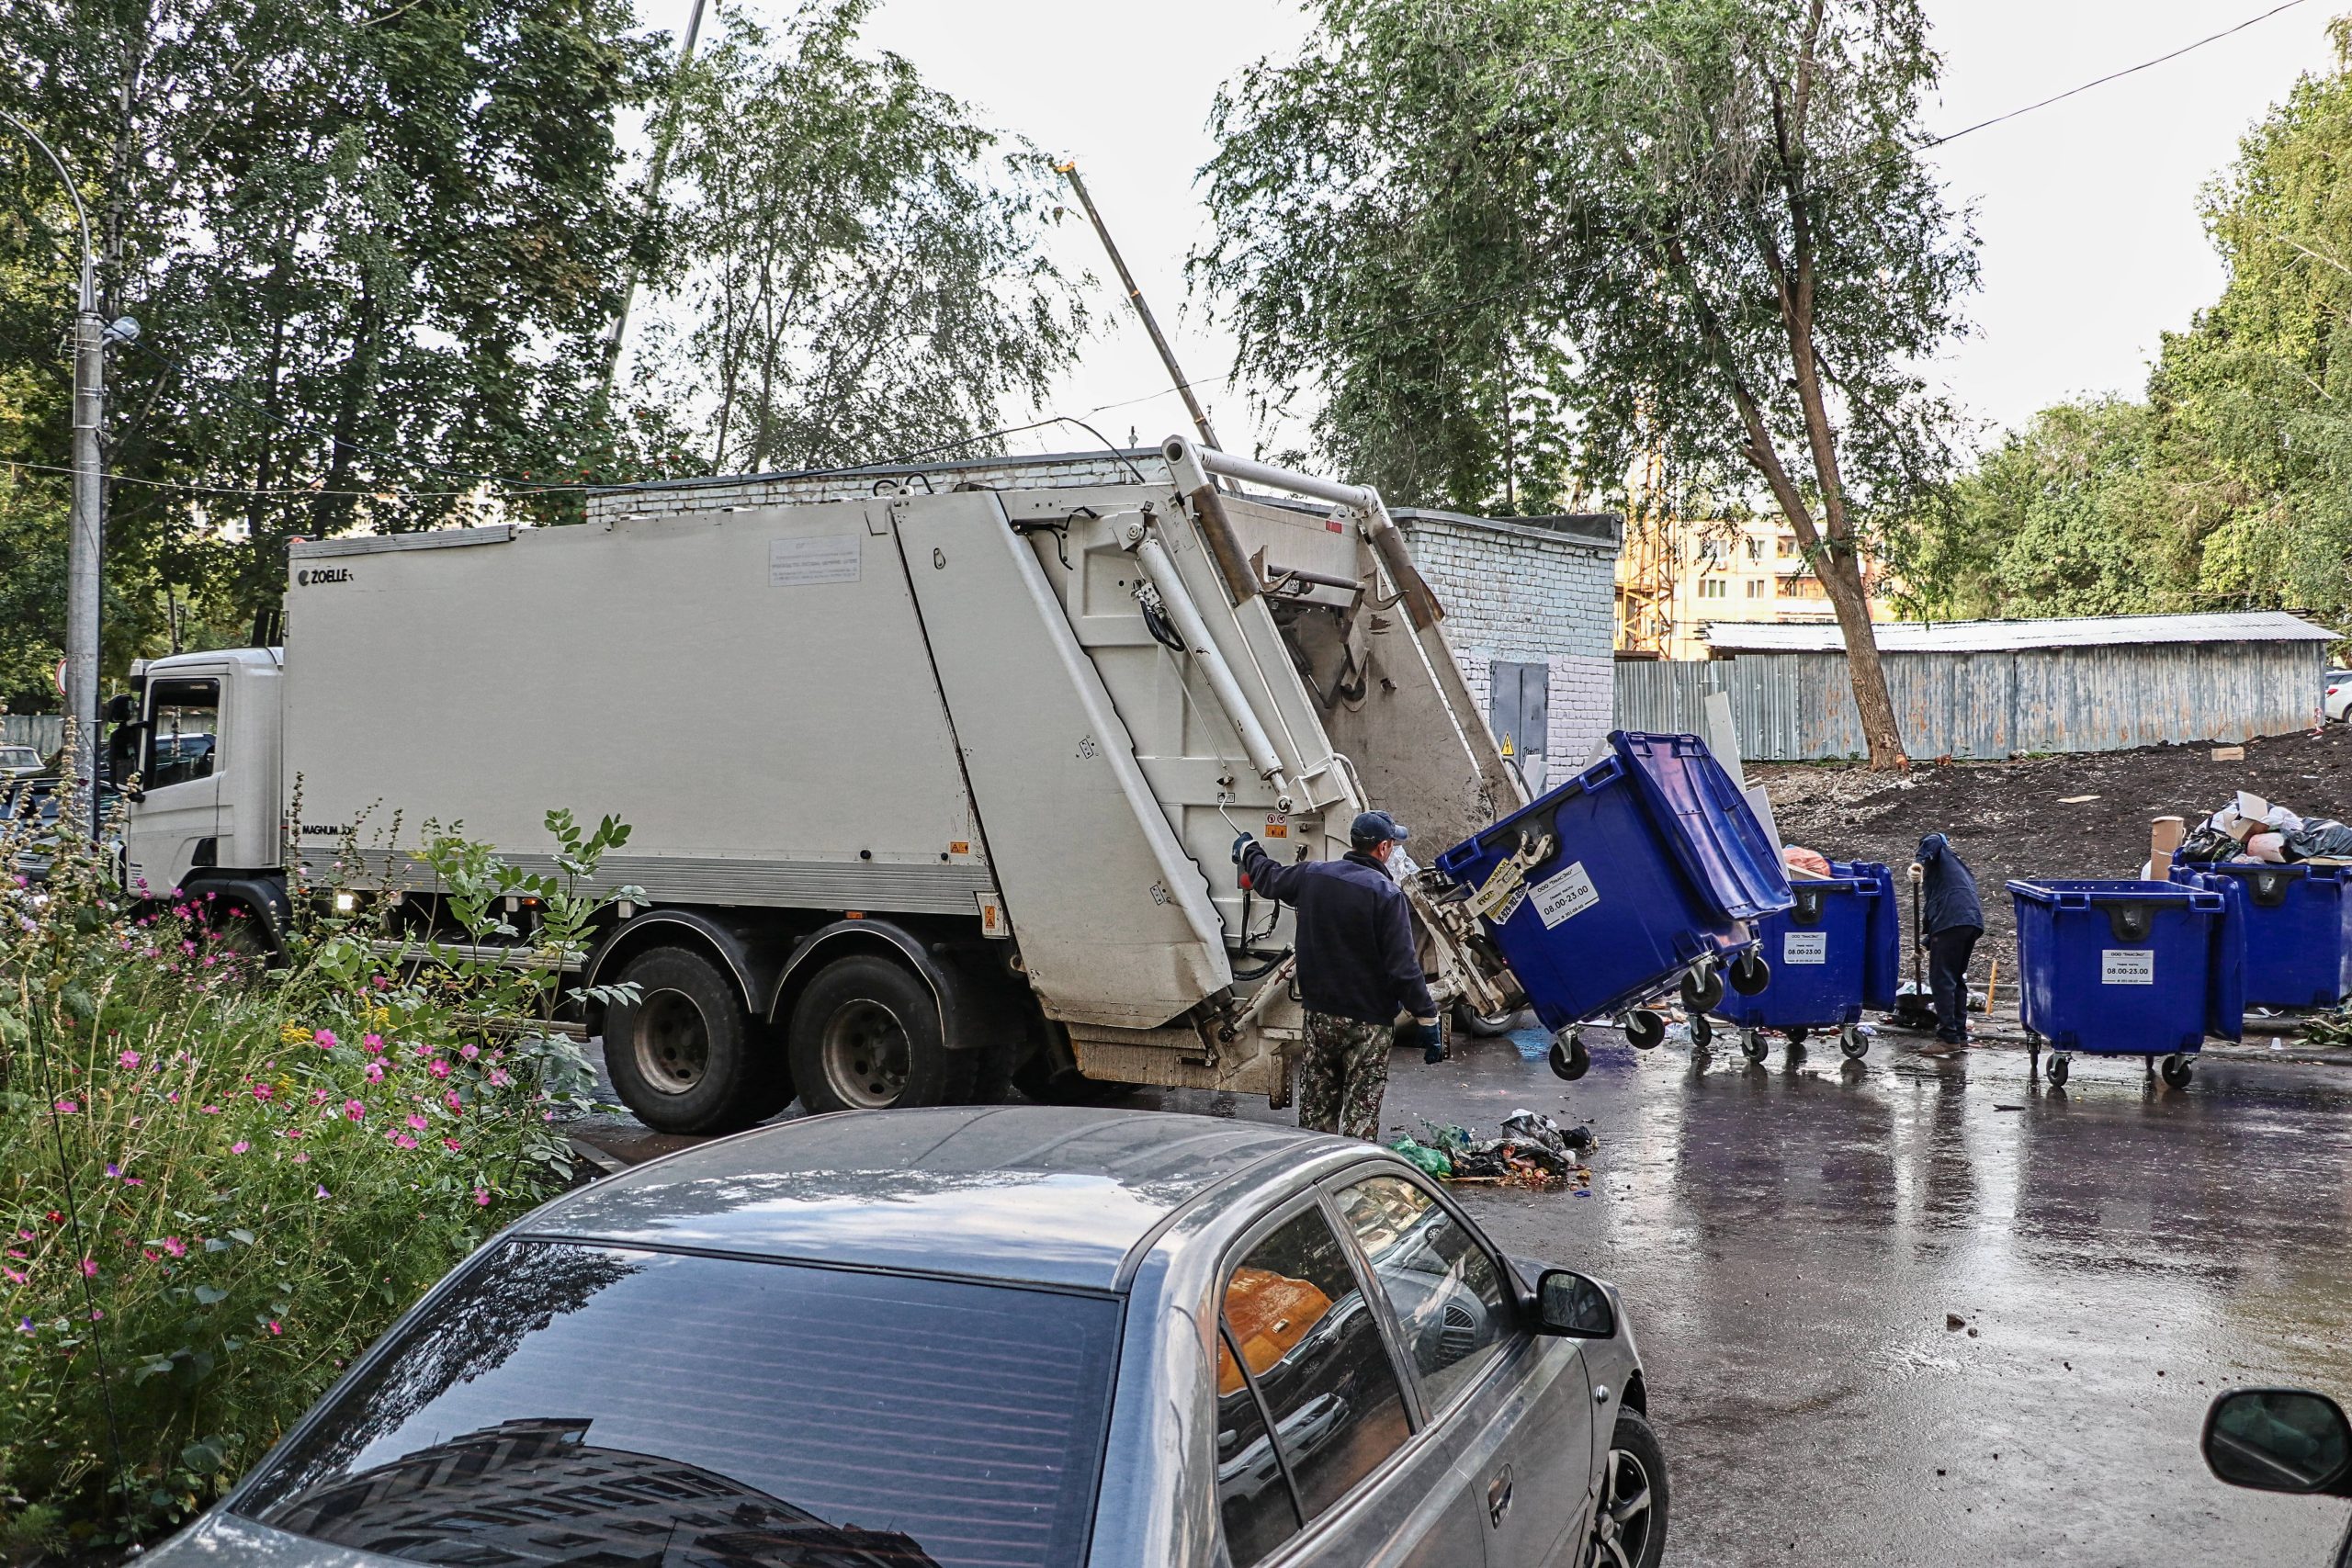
0,796,632,1550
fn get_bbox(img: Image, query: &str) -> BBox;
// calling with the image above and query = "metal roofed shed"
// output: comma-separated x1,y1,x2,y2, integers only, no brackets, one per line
1617,611,2338,761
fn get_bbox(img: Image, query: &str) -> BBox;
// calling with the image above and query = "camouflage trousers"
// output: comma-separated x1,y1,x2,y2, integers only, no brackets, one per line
1298,1011,1395,1141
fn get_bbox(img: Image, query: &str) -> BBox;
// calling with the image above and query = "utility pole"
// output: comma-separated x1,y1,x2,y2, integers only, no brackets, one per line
3,110,108,835
1055,160,1226,456
595,0,707,411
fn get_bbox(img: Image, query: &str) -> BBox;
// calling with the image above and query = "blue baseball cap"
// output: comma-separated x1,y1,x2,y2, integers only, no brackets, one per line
1351,809,1410,846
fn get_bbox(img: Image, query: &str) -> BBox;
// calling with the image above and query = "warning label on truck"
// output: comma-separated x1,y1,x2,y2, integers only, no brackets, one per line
769,535,862,586
2101,950,2155,986
1530,863,1600,929
1782,931,1828,965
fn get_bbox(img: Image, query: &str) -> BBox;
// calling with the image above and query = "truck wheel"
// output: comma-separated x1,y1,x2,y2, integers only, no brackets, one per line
789,954,975,1114
604,946,778,1134
1453,1002,1524,1039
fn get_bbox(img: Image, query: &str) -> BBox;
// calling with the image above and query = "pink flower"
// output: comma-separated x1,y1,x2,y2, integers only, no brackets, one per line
79,1259,96,1279
292,1151,309,1163
343,1100,366,1122
405,1112,427,1132
488,1068,512,1089
472,1188,491,1206
390,1133,418,1149
459,1044,479,1061
429,1059,452,1079
161,1236,186,1258
51,1099,76,1115
268,1319,283,1336
363,1062,385,1083
362,1032,383,1053
117,1050,140,1068
251,1083,273,1101
314,1185,329,1199
443,1090,463,1115
200,1104,221,1114
231,1141,250,1154
2,1269,24,1286
442,1137,462,1152
313,1029,337,1049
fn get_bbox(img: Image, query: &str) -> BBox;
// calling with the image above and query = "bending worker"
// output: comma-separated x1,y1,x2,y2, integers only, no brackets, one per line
1911,831,1984,1053
1235,810,1443,1140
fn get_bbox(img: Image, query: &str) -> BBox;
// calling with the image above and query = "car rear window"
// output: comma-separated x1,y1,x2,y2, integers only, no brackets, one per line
237,1240,1121,1568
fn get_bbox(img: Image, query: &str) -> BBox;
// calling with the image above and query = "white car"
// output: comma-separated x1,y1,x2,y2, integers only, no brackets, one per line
0,745,41,778
2328,671,2352,723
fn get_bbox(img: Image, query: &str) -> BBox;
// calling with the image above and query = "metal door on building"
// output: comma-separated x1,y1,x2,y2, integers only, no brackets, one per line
1488,660,1549,796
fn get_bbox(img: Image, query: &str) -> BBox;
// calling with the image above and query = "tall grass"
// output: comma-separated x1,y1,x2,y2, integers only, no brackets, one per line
0,794,623,1553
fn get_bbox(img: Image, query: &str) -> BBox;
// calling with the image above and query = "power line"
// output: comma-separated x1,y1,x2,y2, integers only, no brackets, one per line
1926,0,2319,149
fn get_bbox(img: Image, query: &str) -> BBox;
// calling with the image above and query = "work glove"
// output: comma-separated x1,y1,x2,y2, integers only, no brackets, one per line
1413,1019,1444,1064
1231,832,1256,864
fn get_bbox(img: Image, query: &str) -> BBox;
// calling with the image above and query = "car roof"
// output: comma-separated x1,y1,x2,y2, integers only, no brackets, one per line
526,1106,1336,1292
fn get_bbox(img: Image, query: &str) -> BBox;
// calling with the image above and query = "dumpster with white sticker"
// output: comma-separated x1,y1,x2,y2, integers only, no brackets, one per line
2007,877,2244,1089
1433,731,1793,1079
1701,861,1898,1063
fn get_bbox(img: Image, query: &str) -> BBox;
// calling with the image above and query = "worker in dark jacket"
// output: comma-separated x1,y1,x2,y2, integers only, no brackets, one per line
1912,832,1984,1050
1235,809,1442,1140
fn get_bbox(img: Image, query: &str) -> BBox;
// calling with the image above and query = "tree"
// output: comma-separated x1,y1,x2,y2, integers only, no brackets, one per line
632,0,1087,476
0,0,664,672
1199,0,1979,768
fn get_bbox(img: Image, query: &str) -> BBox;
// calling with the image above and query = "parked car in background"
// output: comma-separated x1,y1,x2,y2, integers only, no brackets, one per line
141,1107,1665,1568
2205,1387,2352,1566
0,744,41,778
2327,671,2352,723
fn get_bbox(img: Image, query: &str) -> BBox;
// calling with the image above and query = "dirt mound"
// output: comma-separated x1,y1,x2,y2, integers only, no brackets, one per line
1756,725,2352,979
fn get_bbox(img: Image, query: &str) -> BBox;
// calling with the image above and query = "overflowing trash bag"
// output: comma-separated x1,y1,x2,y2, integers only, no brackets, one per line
1389,1111,1593,1191
2177,791,2352,867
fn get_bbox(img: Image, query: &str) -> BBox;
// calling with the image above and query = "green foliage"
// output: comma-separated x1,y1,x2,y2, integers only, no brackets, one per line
1196,0,1977,531
1917,21,2352,626
0,800,632,1545
636,0,1087,475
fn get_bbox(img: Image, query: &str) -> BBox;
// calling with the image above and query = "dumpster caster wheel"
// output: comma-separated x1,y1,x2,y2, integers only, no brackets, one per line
1738,1029,1768,1064
1729,951,1771,996
1680,967,1724,1013
1623,1010,1666,1050
1840,1024,1868,1060
1549,1034,1592,1082
2161,1054,2195,1089
1688,1012,1713,1051
2047,1055,2070,1088
1785,1025,1810,1050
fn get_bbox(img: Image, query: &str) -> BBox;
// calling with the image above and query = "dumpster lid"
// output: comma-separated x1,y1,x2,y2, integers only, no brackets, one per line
1615,732,1792,925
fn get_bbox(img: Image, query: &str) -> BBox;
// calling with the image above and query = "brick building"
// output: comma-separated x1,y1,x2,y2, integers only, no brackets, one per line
585,452,1623,794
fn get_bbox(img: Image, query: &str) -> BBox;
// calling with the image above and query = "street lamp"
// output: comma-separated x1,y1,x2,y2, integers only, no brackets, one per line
1,108,107,838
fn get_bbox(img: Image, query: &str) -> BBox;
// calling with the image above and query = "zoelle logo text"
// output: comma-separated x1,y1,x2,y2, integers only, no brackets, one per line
296,568,353,586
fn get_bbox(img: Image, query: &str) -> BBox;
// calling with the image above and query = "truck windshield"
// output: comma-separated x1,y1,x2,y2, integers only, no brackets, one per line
237,1240,1122,1568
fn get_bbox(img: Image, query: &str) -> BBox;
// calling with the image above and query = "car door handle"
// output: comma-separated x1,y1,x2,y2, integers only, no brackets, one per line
1487,1464,1514,1527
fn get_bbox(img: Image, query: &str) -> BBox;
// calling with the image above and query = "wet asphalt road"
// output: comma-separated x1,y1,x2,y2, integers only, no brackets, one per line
1154,1032,2352,1567
579,1032,2352,1566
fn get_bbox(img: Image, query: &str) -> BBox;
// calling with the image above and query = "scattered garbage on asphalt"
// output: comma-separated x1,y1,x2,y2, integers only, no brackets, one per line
1387,1110,1593,1190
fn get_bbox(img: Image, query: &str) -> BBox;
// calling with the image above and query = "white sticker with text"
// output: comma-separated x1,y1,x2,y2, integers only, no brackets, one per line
1531,862,1600,929
2101,950,2155,986
769,535,862,586
1782,931,1828,965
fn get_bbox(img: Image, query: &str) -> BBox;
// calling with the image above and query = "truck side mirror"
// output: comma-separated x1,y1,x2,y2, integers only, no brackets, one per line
2204,1389,2352,1496
104,693,135,725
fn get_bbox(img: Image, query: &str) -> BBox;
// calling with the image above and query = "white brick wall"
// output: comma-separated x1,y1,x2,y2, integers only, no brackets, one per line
1396,513,1623,775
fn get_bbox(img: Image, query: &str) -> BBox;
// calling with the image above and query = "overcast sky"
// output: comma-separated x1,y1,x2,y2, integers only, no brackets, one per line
628,0,2344,465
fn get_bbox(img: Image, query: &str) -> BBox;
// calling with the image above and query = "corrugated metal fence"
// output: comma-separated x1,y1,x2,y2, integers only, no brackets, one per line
2,716,62,755
1616,645,2327,760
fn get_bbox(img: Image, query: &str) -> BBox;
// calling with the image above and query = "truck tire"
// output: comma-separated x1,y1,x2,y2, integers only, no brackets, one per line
789,954,975,1114
604,946,781,1134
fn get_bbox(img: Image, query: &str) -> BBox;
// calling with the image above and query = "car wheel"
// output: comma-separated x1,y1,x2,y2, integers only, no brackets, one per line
603,945,781,1134
1590,1408,1668,1568
789,953,975,1114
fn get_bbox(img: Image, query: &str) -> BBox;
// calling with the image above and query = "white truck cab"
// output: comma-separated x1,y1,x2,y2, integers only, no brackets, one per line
119,647,282,899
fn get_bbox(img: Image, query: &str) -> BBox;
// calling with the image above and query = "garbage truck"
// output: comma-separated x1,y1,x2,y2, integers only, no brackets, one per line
105,436,1780,1132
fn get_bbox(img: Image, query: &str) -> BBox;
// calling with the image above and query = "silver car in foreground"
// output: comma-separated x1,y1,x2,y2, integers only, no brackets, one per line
146,1107,1664,1568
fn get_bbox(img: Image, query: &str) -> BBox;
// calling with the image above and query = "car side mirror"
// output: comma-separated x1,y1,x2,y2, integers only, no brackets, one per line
1535,1269,1616,1338
2204,1389,2352,1496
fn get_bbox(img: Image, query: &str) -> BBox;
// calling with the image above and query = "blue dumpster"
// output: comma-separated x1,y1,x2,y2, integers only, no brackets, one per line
1435,731,1792,1068
2169,860,2352,1010
2007,877,2244,1088
1706,862,1900,1060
